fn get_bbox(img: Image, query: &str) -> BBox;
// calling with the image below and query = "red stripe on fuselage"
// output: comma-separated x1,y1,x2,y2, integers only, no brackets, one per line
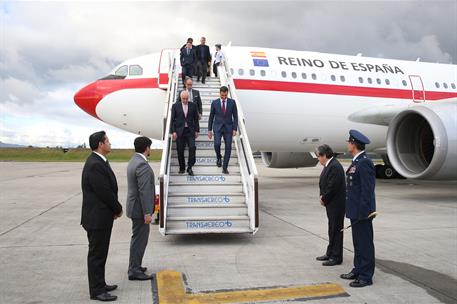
233,79,457,101
74,78,158,119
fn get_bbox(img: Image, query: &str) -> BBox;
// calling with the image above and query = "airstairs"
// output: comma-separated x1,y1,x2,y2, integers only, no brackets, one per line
158,51,259,235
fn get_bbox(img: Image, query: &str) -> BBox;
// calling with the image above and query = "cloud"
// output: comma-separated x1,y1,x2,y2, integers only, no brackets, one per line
1,1,455,148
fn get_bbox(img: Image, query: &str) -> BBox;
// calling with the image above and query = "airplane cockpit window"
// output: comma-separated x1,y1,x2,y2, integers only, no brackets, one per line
291,72,297,79
367,77,373,84
331,75,336,81
311,73,317,80
230,68,234,75
238,68,244,76
435,82,440,88
301,73,307,79
249,69,255,76
385,79,390,85
443,83,448,89
129,65,143,76
260,70,266,77
452,83,456,89
281,71,287,78
402,80,407,86
340,75,346,82
358,77,364,84
114,65,128,77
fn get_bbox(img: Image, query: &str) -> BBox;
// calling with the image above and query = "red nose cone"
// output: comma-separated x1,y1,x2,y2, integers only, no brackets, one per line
74,82,101,119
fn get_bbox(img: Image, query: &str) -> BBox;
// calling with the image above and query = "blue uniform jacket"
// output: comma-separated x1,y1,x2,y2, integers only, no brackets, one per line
208,98,238,133
345,152,376,220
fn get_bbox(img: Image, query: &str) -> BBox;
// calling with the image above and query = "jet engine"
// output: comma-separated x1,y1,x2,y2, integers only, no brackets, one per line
387,101,457,179
261,152,319,168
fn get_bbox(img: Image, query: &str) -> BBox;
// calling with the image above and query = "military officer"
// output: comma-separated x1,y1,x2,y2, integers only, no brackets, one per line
340,129,376,288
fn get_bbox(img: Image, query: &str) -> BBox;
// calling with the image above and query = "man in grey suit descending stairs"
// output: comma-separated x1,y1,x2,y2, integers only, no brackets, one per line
126,136,155,281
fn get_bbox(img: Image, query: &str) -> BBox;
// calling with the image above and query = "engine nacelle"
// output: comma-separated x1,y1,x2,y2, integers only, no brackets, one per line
261,152,318,168
386,101,457,179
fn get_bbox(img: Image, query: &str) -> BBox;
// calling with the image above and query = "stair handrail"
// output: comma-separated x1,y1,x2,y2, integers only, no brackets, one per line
159,50,179,235
218,61,259,233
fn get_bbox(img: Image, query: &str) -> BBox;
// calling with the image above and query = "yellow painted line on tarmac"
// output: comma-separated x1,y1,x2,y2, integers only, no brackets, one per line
157,270,348,304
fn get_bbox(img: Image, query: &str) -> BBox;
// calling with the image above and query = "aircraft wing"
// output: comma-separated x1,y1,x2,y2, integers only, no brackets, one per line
348,97,457,126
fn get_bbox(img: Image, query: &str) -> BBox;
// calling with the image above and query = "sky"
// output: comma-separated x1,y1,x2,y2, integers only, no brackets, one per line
1,0,456,148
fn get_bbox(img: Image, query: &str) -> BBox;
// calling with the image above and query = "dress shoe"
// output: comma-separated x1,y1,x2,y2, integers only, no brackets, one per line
179,169,185,174
340,272,358,280
216,158,222,167
129,273,154,281
222,168,229,174
140,267,147,273
316,255,329,261
104,284,117,292
187,167,194,176
202,80,205,84
349,279,372,288
91,292,117,302
322,259,342,266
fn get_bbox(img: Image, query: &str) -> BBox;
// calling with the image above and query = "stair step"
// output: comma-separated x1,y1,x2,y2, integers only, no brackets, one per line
170,165,240,174
169,174,241,184
169,183,243,193
167,193,245,204
171,157,239,166
165,215,251,233
167,204,248,217
165,228,253,235
171,149,237,157
172,141,229,148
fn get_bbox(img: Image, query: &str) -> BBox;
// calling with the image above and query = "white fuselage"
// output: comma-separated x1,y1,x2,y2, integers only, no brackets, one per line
74,46,457,153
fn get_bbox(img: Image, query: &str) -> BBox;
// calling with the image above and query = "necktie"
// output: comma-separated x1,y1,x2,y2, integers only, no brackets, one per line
187,48,189,55
188,89,192,101
222,99,226,114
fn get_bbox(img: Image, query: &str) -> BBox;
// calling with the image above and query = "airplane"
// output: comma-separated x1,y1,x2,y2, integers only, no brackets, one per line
74,46,457,180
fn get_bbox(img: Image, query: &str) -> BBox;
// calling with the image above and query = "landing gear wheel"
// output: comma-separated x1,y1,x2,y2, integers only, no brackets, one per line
383,166,395,179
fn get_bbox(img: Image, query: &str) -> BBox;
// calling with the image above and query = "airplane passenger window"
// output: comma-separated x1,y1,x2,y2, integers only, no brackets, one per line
367,78,372,84
114,65,128,76
443,83,448,89
402,80,407,86
331,75,336,81
435,82,440,88
260,70,266,77
129,65,143,76
281,71,287,78
376,78,381,85
452,83,456,89
238,68,244,76
249,69,255,76
385,79,390,85
311,73,317,80
302,73,307,79
358,77,364,83
291,72,297,79
340,75,345,82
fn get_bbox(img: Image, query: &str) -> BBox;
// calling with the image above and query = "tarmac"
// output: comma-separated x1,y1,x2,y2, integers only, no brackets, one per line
0,160,456,304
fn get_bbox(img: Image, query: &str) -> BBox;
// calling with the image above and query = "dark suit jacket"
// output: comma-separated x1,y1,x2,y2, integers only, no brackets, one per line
319,157,346,213
177,89,202,114
196,44,211,62
345,152,376,219
170,101,200,137
208,98,238,133
180,47,196,66
81,153,123,230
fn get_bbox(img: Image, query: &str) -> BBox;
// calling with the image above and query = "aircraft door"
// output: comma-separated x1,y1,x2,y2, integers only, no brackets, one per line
158,49,173,89
409,75,425,103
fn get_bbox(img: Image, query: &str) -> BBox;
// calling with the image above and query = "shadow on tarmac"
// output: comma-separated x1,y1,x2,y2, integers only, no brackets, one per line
377,259,457,304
